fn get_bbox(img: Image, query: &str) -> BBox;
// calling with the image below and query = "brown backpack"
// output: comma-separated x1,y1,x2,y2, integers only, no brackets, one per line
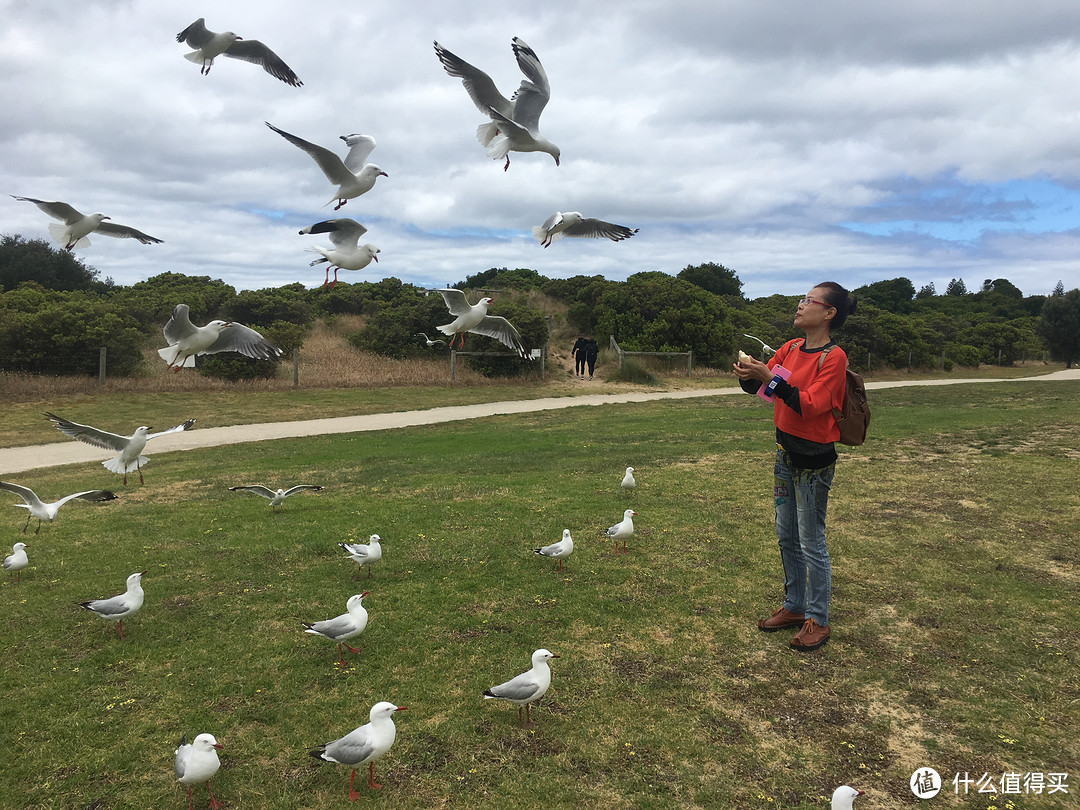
786,340,870,446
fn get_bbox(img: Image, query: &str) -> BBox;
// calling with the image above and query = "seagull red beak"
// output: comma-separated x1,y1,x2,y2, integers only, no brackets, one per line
372,254,379,263
359,591,371,598
395,706,408,712
213,743,224,750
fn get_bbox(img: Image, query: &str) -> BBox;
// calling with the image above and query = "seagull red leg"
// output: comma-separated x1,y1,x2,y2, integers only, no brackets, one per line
503,155,511,172
116,620,126,640
368,761,383,790
137,462,144,485
206,781,222,810
347,768,362,801
323,267,330,288
187,784,194,810
23,513,30,533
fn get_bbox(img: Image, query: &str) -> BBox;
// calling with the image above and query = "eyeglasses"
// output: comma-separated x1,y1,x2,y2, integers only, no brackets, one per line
799,296,833,308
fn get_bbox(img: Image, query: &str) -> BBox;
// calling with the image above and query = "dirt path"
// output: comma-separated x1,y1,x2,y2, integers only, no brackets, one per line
2,369,1077,475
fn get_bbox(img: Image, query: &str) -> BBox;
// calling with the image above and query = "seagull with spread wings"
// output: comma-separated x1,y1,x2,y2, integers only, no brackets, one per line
298,218,379,288
158,303,283,371
0,480,117,534
434,37,560,170
229,484,323,513
46,412,195,485
11,196,162,251
433,289,530,358
267,124,387,210
176,18,302,86
533,211,638,248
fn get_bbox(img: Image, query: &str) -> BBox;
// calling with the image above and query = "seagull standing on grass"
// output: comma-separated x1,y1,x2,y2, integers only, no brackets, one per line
831,786,865,809
339,535,383,580
78,571,145,639
46,413,195,485
302,592,370,665
533,212,638,248
11,196,162,251
298,218,379,288
605,508,637,554
158,303,283,370
484,648,560,727
310,702,407,799
229,484,323,513
534,529,573,571
621,467,636,495
434,38,560,170
0,480,117,534
174,733,223,810
3,543,28,583
433,289,530,358
176,18,302,86
267,124,388,210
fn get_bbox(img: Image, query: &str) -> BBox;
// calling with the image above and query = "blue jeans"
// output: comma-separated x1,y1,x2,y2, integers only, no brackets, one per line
773,447,834,626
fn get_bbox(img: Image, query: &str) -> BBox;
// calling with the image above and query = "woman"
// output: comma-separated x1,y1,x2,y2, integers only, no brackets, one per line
571,336,588,379
732,282,857,651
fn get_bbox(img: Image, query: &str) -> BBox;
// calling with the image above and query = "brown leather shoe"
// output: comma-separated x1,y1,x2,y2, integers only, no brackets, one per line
757,607,805,632
791,618,830,651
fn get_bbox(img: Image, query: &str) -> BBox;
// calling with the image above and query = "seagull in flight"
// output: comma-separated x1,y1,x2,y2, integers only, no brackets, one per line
433,289,530,358
176,18,302,86
46,412,195,485
533,212,638,248
434,38,560,171
415,333,446,348
0,480,117,534
298,218,379,288
229,484,323,513
742,334,776,359
11,196,162,251
267,124,387,210
158,303,283,371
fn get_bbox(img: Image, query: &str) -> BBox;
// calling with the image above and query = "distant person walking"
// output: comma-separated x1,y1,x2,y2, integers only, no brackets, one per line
732,282,857,652
584,338,599,380
572,336,588,379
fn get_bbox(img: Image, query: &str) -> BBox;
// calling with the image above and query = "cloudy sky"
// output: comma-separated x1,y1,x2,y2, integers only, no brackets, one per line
4,0,1080,299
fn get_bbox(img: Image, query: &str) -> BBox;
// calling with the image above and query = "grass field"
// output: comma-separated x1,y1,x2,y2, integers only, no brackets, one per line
1,380,1077,809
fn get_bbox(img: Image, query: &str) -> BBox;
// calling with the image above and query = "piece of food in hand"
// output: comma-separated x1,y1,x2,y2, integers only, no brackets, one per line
737,350,754,365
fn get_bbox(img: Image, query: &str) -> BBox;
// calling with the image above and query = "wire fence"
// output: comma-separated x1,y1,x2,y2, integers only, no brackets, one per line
609,336,693,376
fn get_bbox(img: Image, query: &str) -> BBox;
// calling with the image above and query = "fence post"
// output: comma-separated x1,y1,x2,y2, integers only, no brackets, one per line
687,350,693,376
99,347,107,386
292,348,299,388
450,350,456,381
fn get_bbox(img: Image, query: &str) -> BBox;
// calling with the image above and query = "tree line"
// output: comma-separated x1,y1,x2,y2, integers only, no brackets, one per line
1,234,1077,378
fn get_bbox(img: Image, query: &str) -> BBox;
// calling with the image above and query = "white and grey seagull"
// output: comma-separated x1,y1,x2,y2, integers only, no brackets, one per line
158,303,283,371
302,592,370,665
415,332,446,348
533,212,638,248
534,529,573,571
176,18,302,86
0,480,117,534
229,484,323,513
434,38,560,171
484,648,560,727
46,412,195,485
78,571,145,639
605,508,637,554
433,288,530,358
742,333,777,359
339,534,383,580
174,733,224,810
310,701,406,799
11,196,162,251
267,124,387,210
298,218,379,288
3,543,29,583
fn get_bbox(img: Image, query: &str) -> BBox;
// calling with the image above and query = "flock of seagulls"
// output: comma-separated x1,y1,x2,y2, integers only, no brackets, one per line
4,18,869,806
